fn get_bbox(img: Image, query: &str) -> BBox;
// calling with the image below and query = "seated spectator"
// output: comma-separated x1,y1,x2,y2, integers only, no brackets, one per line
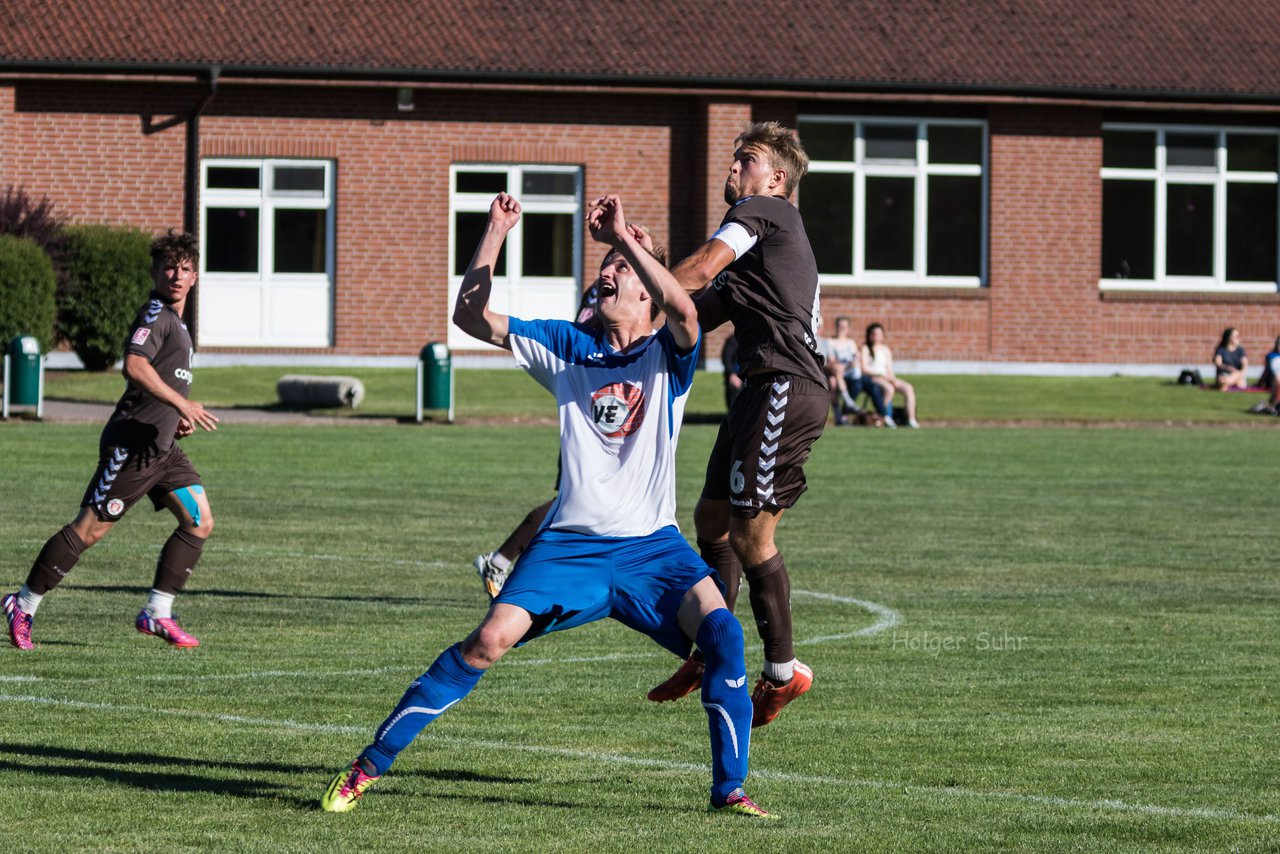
721,332,744,411
862,322,920,428
1213,327,1249,391
1260,336,1280,414
822,317,890,426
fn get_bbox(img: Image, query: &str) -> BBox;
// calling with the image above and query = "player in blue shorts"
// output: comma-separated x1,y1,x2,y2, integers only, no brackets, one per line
321,193,773,819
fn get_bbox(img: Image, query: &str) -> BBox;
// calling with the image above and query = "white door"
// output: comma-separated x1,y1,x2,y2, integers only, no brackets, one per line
199,159,335,347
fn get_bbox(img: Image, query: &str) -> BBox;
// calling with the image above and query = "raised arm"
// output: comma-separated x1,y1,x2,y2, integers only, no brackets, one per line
671,239,737,294
586,195,699,351
452,193,519,348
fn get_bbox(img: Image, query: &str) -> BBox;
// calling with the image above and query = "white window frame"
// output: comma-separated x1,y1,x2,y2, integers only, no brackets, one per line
799,116,988,288
1100,123,1280,293
447,164,583,349
199,158,336,347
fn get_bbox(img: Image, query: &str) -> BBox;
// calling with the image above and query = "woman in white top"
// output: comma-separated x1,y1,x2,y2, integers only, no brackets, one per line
861,322,919,428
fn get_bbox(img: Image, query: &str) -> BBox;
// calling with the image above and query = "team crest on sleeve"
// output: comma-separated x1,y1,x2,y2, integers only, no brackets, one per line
591,382,646,438
131,328,151,346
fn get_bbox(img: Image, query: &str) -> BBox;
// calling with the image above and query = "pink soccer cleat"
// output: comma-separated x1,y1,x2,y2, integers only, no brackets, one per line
3,593,34,650
135,610,200,648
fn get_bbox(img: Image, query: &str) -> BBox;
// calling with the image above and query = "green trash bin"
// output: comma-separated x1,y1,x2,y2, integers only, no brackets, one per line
3,335,44,418
417,342,453,422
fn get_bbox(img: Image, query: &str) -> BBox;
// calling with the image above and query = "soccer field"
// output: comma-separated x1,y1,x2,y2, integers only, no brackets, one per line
0,422,1276,852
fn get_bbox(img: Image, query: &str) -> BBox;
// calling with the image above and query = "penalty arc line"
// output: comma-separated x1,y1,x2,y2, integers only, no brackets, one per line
0,594,901,687
0,692,1273,825
792,589,902,645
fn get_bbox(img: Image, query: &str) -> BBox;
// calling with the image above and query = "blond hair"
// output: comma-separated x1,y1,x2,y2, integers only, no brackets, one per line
735,121,809,197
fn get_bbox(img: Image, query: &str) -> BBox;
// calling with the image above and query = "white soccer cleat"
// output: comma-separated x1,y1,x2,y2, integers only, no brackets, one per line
473,552,509,599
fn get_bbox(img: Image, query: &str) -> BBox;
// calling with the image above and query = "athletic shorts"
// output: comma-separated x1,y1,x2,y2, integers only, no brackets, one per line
80,443,203,522
701,372,827,518
495,525,717,657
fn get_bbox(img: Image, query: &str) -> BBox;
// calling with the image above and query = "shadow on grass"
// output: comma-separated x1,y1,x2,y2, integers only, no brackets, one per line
61,584,441,606
0,747,309,806
0,742,553,810
0,742,314,775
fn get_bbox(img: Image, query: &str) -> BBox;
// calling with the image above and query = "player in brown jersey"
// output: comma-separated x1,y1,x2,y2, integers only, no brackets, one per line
3,230,220,651
614,122,826,727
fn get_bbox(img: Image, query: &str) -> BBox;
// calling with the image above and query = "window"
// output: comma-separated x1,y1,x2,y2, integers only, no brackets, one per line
797,117,987,286
448,165,583,348
199,159,335,347
1100,125,1279,291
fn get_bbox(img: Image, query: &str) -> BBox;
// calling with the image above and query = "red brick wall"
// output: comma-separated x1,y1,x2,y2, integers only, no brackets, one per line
987,105,1104,362
4,82,696,355
5,82,190,228
3,80,1277,364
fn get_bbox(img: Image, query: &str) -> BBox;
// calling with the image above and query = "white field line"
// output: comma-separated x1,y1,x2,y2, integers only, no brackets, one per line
0,653,657,685
0,592,898,687
792,589,902,645
0,691,1273,825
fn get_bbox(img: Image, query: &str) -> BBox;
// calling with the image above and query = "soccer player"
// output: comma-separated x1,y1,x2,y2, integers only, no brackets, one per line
3,230,220,650
628,122,827,728
472,225,664,599
322,193,772,818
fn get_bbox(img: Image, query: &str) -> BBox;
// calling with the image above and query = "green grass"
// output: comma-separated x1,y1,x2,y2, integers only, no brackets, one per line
33,366,1277,423
0,420,1277,851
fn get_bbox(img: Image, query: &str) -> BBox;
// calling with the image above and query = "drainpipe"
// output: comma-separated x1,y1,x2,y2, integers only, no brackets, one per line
140,67,218,339
142,66,219,224
182,67,219,236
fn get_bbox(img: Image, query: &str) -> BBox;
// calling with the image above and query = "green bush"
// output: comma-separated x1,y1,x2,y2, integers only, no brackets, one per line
59,224,154,371
0,234,58,353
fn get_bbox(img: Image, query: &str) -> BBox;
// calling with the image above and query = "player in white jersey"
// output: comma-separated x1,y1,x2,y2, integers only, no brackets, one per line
322,193,774,818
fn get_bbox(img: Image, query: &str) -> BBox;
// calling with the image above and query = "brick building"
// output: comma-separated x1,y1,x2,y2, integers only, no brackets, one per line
2,0,1278,371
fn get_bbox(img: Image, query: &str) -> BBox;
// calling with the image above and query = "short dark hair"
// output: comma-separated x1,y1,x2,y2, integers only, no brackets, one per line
150,228,199,269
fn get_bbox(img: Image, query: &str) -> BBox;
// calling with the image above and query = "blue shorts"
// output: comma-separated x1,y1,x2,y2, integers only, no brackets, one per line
495,525,717,657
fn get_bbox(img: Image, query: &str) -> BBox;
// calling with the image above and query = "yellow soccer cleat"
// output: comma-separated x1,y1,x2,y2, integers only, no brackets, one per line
709,788,779,819
321,760,381,812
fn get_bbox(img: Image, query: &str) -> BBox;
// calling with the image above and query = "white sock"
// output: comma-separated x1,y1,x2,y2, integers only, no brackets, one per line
17,585,43,616
763,659,796,684
490,552,512,571
145,590,175,620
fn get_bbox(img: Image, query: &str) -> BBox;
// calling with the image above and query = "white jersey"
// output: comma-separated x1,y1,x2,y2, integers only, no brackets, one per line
507,317,701,538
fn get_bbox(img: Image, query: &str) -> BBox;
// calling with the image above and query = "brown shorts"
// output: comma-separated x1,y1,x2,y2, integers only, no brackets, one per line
80,443,203,522
701,373,827,518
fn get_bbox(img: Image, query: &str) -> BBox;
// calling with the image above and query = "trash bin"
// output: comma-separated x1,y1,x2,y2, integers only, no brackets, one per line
3,335,44,419
417,342,453,423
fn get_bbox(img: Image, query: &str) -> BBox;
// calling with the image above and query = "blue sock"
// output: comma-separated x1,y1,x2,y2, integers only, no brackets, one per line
360,643,485,775
697,608,751,805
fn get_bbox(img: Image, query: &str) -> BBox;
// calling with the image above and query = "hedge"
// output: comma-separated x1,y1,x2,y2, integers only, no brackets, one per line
59,224,154,371
0,234,58,353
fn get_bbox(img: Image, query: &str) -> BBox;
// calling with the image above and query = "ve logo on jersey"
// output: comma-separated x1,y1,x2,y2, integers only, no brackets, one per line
591,382,645,438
